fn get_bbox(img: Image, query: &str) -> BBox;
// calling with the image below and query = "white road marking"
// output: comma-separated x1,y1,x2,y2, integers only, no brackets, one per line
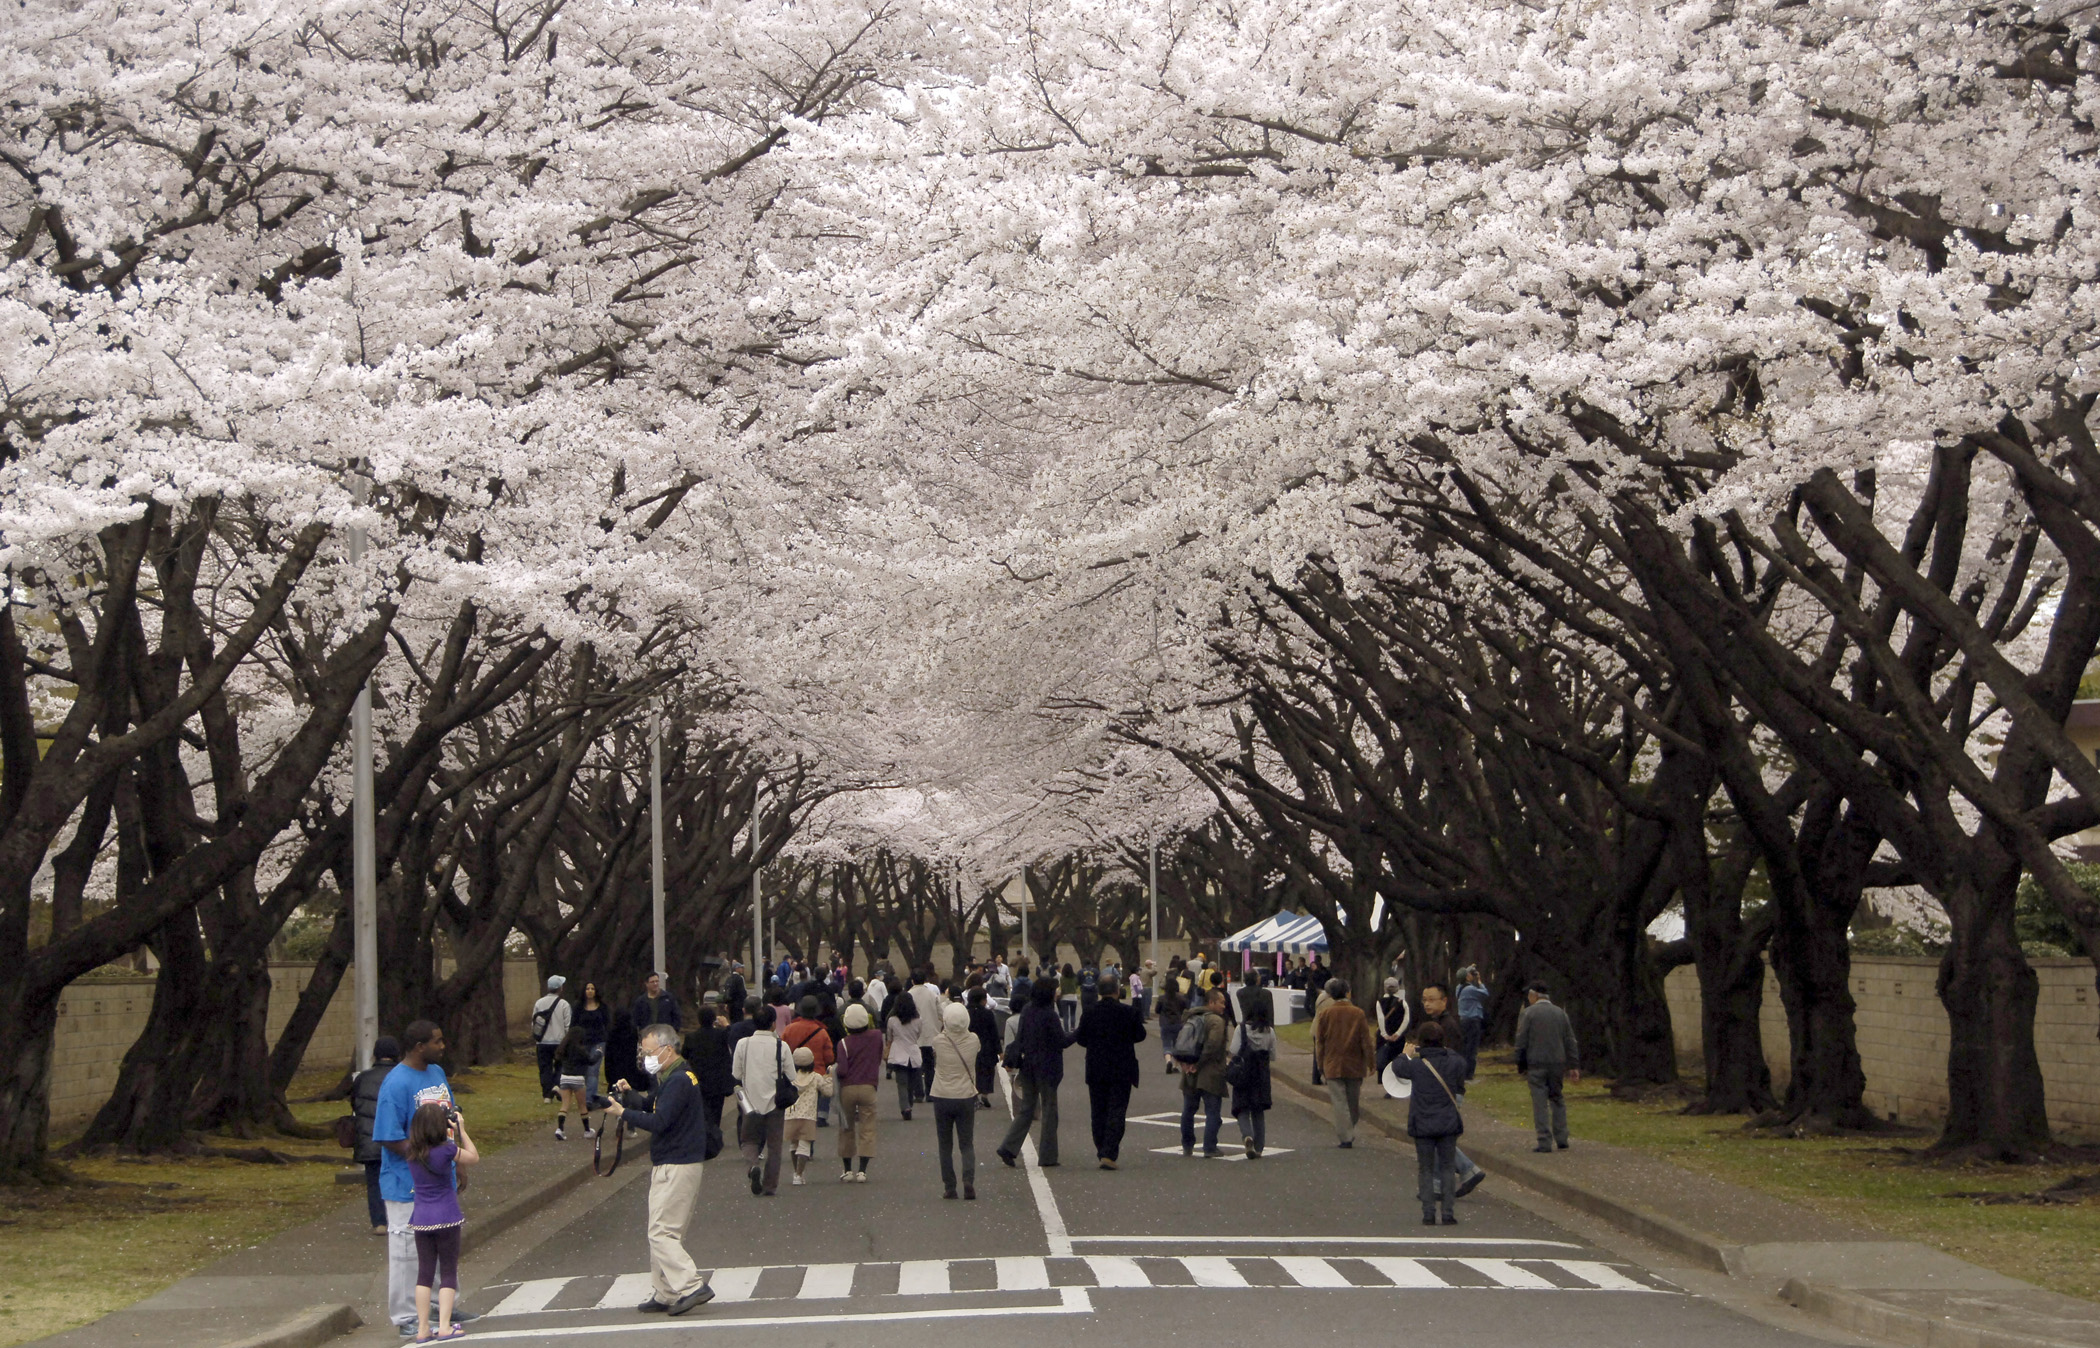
591,1274,654,1310
1362,1257,1450,1288
1548,1261,1663,1292
488,1280,571,1317
996,1256,1051,1291
1274,1256,1353,1288
1082,1255,1151,1288
1146,1145,1294,1162
706,1267,763,1303
1180,1256,1249,1288
460,1290,1094,1340
896,1260,951,1296
996,1063,1075,1257
481,1253,1674,1317
1069,1235,1581,1247
796,1263,856,1299
1454,1258,1558,1290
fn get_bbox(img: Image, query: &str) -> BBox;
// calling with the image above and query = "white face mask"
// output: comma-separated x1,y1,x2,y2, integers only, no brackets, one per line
642,1054,661,1075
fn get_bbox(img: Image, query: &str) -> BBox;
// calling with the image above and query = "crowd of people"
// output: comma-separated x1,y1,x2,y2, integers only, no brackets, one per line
347,949,1576,1329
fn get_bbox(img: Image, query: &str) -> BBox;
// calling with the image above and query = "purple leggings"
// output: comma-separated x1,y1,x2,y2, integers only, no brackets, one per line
414,1226,461,1292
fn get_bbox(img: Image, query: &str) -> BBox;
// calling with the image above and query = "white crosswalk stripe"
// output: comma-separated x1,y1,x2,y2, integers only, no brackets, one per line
482,1253,1671,1315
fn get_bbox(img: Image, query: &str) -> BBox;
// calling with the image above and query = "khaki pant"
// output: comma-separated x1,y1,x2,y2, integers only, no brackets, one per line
1325,1076,1363,1145
646,1162,707,1302
837,1083,878,1159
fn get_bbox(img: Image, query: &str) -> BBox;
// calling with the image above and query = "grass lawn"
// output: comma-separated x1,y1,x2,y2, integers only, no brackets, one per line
1274,1023,2097,1302
0,1049,551,1348
1459,1049,2100,1304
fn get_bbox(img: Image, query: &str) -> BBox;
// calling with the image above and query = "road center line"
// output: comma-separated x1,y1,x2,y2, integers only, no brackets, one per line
996,1063,1074,1257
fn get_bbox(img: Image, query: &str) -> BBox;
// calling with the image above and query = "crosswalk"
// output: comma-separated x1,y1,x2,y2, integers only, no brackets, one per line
484,1253,1670,1316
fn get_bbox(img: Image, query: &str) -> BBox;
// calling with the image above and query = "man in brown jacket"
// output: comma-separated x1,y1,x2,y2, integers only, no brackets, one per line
1313,978,1375,1147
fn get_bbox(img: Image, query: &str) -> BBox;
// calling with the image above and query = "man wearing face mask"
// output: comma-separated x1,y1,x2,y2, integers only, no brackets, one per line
606,1025,715,1317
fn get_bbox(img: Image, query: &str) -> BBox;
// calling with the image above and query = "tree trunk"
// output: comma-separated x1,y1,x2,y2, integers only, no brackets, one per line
76,919,209,1153
451,956,511,1067
270,902,354,1093
1689,943,1776,1114
0,995,63,1182
186,951,301,1136
1936,869,2052,1157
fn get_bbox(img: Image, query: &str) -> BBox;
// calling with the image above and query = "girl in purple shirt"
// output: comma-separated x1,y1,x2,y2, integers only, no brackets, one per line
406,1102,478,1340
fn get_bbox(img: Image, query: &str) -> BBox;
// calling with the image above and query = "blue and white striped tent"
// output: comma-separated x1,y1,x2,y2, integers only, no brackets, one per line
1218,911,1329,955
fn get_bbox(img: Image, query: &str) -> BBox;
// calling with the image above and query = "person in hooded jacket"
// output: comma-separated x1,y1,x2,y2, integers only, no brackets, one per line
926,1002,983,1199
1389,1022,1470,1225
350,1036,401,1233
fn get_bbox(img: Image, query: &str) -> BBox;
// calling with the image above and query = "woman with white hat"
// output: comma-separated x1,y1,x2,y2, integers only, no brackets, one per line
927,1003,983,1200
834,1002,883,1181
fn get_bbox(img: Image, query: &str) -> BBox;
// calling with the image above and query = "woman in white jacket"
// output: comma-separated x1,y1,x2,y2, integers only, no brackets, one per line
884,995,922,1121
927,1003,983,1200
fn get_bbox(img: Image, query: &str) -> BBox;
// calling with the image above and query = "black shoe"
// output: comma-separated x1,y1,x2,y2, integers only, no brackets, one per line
816,1118,829,1127
997,1150,1017,1168
637,1300,670,1314
1534,1144,1554,1153
1456,1170,1487,1198
901,1111,912,1121
943,1187,958,1199
1557,1141,1570,1150
1202,1150,1223,1159
1038,1160,1058,1167
1422,1213,1438,1225
964,1184,976,1200
667,1286,715,1316
1441,1213,1460,1225
1338,1141,1353,1149
749,1165,764,1194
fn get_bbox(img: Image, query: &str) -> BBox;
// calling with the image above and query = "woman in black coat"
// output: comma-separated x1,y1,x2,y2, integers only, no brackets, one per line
966,987,1000,1108
1390,1022,1470,1225
995,977,1073,1168
1073,979,1147,1168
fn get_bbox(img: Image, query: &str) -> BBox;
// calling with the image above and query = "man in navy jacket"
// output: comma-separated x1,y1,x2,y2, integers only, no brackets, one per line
1074,979,1147,1167
608,1025,715,1317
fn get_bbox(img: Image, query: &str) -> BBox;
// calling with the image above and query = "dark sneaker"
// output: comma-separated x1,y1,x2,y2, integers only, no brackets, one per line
1556,1141,1570,1150
1456,1170,1487,1198
1441,1213,1460,1225
964,1184,976,1200
667,1286,715,1316
1421,1213,1438,1225
748,1165,763,1195
997,1149,1017,1168
1534,1144,1554,1153
636,1300,670,1314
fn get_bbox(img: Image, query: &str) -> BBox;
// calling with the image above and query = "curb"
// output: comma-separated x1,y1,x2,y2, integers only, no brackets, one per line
221,1305,362,1348
1269,1062,1723,1273
460,1154,597,1257
1781,1280,2097,1348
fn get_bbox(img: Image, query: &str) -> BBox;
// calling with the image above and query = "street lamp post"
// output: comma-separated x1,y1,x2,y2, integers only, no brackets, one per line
750,775,763,980
650,713,665,978
1018,868,1028,965
1148,841,1159,972
349,480,377,1075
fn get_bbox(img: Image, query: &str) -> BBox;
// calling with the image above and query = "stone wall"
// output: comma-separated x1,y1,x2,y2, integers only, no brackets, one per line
1663,956,2100,1141
50,959,544,1133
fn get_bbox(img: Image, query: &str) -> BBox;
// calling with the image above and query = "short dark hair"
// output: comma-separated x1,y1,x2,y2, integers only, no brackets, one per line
1325,978,1349,1000
1417,1021,1445,1045
1031,976,1058,1008
1422,982,1450,999
403,1020,442,1050
1526,981,1551,996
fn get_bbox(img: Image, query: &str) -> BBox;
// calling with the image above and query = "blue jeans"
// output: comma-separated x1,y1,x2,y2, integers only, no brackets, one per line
1417,1135,1457,1217
1234,1106,1266,1151
1179,1089,1222,1153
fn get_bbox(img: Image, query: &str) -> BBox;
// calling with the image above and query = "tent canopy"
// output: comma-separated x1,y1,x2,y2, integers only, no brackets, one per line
1219,911,1329,955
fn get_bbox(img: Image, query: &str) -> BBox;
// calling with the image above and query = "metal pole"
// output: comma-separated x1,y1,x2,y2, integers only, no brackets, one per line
1018,868,1028,966
349,486,377,1075
1148,841,1159,971
751,775,764,982
650,714,665,978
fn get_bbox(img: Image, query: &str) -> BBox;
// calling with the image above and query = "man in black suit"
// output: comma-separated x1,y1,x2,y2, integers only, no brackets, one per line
1074,978,1149,1169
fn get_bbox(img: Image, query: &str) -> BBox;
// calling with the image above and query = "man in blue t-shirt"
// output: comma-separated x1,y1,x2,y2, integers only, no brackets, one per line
373,1020,456,1335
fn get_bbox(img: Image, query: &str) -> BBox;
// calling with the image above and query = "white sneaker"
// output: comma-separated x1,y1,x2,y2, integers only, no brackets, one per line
554,1127,566,1141
791,1173,806,1186
839,1171,855,1182
855,1170,868,1183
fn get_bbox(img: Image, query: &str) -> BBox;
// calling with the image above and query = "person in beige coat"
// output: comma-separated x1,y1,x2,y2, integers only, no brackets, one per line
927,1003,983,1199
1312,978,1376,1147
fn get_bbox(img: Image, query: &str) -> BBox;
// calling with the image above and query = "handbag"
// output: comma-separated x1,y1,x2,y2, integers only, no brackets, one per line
772,1042,798,1111
332,1115,358,1148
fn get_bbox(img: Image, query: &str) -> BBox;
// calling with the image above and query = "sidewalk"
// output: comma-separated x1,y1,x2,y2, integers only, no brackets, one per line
28,1131,603,1348
1270,1043,2100,1348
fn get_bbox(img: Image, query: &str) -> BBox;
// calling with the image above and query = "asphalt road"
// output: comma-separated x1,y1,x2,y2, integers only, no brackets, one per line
458,1064,1838,1347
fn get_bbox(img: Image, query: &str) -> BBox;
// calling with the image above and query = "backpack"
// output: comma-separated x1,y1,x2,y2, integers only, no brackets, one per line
1171,1014,1207,1064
